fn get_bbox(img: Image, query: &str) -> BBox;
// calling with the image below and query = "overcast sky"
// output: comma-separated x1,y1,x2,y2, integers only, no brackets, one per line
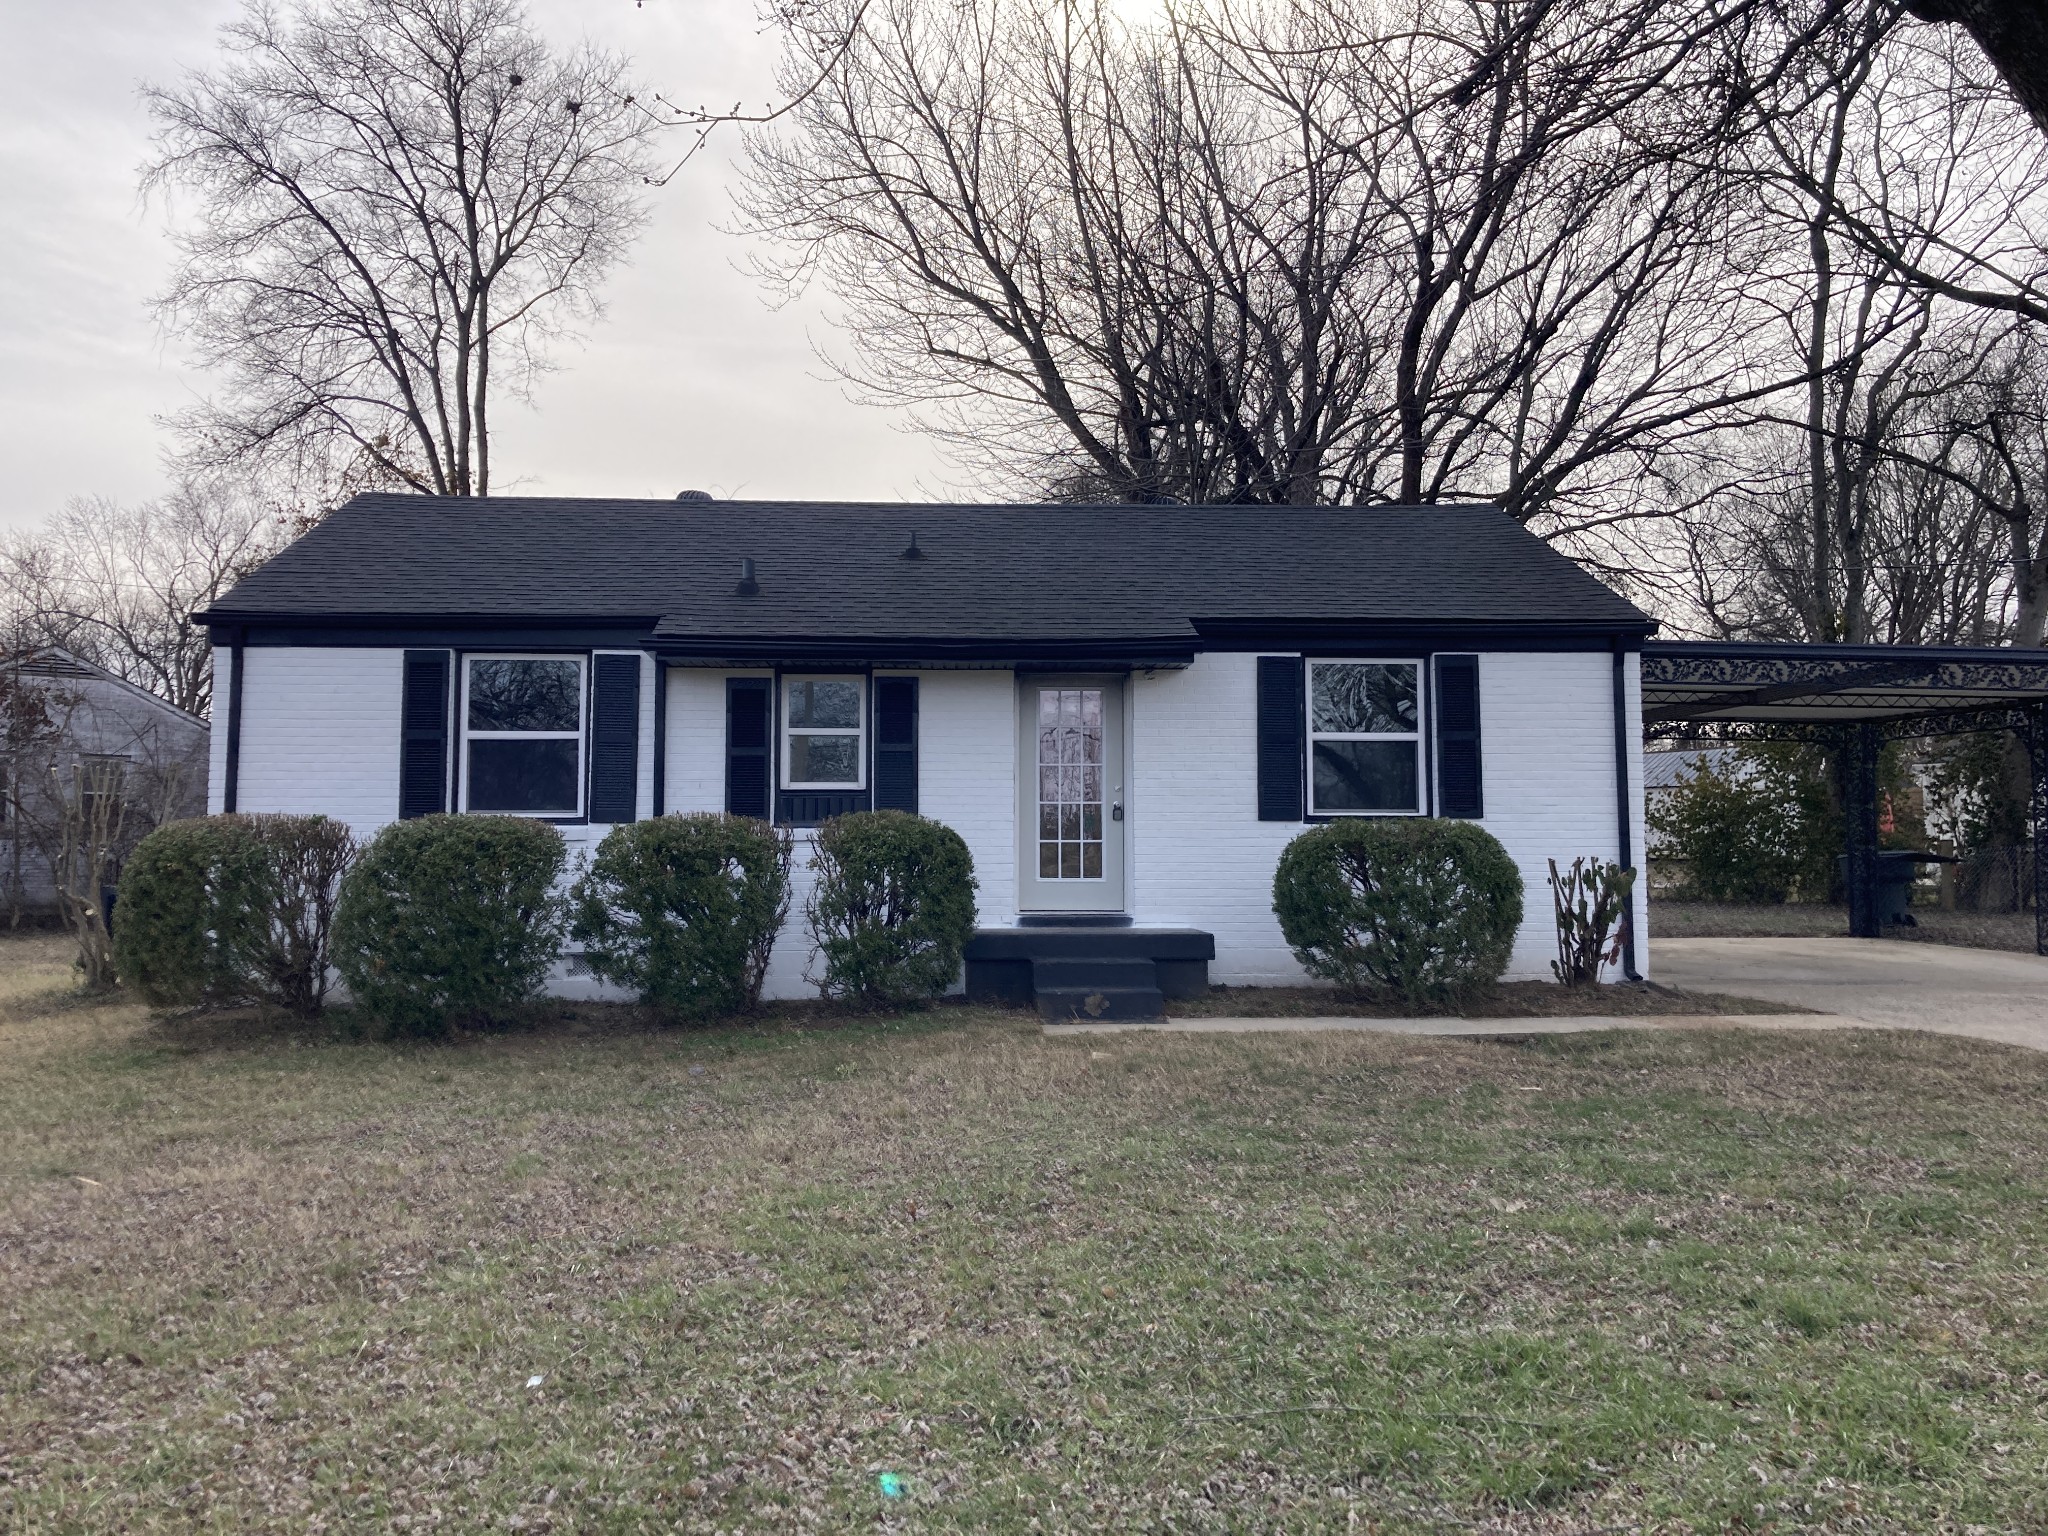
0,0,952,533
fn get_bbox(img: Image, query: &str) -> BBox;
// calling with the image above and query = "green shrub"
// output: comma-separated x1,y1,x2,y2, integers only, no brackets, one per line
1649,745,1842,903
333,815,566,1037
805,810,977,1007
115,813,357,1013
114,817,270,1007
570,814,793,1019
1272,819,1524,1002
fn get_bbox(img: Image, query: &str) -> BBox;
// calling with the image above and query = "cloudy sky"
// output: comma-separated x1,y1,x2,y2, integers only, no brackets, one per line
0,0,951,533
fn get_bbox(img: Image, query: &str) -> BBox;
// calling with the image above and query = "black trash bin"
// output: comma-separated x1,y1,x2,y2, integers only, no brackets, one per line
1836,850,1951,926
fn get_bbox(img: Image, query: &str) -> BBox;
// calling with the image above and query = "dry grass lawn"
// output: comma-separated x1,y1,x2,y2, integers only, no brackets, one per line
3,932,2047,1533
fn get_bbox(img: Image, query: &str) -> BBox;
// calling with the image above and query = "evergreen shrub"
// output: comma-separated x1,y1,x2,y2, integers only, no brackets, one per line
114,816,269,1007
570,813,793,1019
114,813,357,1013
805,810,977,1007
333,814,565,1037
1272,819,1524,1002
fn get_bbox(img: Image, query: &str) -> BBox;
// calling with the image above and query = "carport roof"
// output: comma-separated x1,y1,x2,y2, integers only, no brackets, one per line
1641,640,2048,728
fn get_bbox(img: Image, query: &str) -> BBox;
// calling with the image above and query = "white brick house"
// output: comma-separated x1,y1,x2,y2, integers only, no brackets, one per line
198,495,1651,1011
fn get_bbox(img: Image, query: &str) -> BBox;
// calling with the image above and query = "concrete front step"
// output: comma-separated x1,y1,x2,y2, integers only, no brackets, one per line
1036,985,1167,1023
964,925,1215,1008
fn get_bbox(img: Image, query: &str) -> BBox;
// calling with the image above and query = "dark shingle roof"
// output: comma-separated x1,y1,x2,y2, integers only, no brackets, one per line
201,494,1651,643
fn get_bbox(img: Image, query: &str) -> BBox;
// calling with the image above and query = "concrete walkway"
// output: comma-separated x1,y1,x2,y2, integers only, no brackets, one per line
1045,1012,1846,1039
1048,937,2048,1052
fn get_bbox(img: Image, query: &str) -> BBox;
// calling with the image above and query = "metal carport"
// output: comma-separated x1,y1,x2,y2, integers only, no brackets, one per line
1640,641,2048,954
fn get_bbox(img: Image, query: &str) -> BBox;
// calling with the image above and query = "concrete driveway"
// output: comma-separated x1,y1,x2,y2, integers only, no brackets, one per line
1654,936,2048,1053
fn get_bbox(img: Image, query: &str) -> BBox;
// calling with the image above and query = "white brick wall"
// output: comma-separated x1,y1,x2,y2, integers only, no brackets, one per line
226,646,1647,1001
228,648,404,835
1128,650,1646,985
661,667,1018,1000
206,645,230,813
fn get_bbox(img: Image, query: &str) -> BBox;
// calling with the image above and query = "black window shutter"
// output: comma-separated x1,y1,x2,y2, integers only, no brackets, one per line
1434,653,1484,818
399,649,451,819
726,677,772,819
589,653,642,824
1256,655,1305,822
873,676,918,813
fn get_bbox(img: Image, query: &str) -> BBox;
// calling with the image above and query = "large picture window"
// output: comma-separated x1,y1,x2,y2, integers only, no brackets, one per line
461,654,585,816
782,676,866,789
1308,660,1422,815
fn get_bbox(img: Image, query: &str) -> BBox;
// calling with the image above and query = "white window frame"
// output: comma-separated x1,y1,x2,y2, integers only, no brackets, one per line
1306,658,1426,817
781,674,867,791
459,653,587,818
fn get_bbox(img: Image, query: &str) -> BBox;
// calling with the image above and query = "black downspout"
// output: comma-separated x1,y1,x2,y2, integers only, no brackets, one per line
2030,702,2046,957
651,659,668,818
1612,642,1642,980
222,630,245,814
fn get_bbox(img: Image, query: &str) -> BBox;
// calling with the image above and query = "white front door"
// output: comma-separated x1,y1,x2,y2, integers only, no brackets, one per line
1018,676,1126,913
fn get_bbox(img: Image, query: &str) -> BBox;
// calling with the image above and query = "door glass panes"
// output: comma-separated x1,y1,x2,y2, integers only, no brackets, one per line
1037,688,1104,879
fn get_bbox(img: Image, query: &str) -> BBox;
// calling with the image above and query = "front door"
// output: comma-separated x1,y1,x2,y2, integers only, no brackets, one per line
1018,676,1126,913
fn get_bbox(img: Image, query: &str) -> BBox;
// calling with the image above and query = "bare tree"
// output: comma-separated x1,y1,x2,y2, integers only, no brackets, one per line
738,0,1793,545
144,0,661,497
1900,0,2048,135
0,480,287,717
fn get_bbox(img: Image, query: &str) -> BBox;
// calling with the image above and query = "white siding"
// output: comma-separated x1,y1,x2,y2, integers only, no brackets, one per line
233,648,404,835
206,646,230,814
662,667,1018,1000
1126,650,1643,985
230,645,1644,1001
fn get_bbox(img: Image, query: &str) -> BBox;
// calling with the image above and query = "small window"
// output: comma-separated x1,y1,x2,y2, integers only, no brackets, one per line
461,655,585,816
1307,660,1422,815
782,676,865,789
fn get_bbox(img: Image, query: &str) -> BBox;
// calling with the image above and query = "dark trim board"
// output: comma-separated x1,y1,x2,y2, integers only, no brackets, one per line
221,622,659,650
222,630,245,813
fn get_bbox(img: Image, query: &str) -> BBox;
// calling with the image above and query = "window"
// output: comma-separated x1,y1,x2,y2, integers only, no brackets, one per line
782,676,865,789
461,655,585,816
1308,660,1422,815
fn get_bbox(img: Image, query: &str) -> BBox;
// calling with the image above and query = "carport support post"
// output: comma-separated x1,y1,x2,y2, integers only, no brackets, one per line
1842,722,1882,939
2031,702,2048,957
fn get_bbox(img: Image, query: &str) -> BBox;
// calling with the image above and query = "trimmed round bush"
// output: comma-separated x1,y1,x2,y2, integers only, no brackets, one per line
570,814,793,1020
114,816,271,1007
333,815,566,1037
1272,820,1524,1002
805,810,977,1007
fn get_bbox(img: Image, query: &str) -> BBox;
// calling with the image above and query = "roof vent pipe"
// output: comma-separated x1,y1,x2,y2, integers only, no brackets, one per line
676,488,713,502
902,529,925,560
734,557,759,596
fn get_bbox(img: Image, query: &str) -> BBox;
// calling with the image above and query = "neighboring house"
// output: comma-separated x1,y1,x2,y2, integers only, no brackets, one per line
194,495,1654,1013
1,648,210,919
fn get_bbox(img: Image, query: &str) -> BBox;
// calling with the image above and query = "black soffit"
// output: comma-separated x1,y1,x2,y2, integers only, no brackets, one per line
1642,641,2048,725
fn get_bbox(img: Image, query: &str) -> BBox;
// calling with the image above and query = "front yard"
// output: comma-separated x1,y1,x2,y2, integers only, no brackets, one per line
3,932,2046,1533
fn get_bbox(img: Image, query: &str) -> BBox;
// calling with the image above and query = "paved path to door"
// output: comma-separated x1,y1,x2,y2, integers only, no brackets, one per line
1048,939,2048,1051
1651,935,2048,1053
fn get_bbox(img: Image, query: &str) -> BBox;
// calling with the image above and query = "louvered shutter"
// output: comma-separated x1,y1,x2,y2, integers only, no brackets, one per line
873,676,918,814
726,677,772,819
1255,655,1305,821
399,650,452,819
1433,654,1484,818
589,653,642,823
